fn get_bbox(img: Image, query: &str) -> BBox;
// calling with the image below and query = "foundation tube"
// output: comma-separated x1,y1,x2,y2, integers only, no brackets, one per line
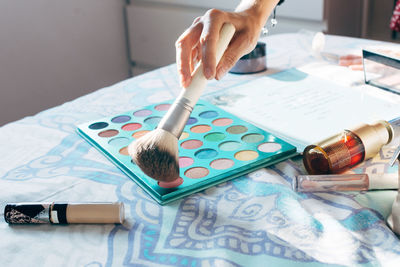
4,202,124,224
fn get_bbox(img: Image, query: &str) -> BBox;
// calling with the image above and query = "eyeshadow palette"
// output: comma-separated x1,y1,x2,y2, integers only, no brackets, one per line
77,100,297,205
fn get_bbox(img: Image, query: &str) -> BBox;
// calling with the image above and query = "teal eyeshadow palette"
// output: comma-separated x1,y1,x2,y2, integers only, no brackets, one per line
77,100,297,205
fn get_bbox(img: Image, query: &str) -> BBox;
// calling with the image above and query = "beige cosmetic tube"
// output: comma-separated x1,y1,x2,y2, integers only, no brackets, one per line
4,202,124,224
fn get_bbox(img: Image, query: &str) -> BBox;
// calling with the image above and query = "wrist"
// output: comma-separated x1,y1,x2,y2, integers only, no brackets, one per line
235,0,279,29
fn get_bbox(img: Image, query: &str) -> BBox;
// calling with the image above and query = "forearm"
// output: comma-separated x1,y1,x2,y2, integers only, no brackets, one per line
235,0,280,29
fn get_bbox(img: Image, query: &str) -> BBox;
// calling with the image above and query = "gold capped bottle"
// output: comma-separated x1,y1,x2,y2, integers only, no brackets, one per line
303,121,393,175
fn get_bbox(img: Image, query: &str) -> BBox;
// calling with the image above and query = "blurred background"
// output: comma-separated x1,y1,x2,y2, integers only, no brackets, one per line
0,0,399,126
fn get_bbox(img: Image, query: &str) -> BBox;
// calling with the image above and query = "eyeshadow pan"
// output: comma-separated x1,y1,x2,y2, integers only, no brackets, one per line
235,150,259,161
132,130,150,139
227,125,248,134
144,116,162,125
212,118,233,127
89,122,108,130
111,115,131,123
204,132,226,142
186,117,198,125
199,111,218,118
191,125,211,133
122,123,142,131
98,129,119,138
133,109,152,117
158,177,184,188
119,146,129,156
179,157,194,168
195,149,218,159
242,133,264,143
181,140,203,149
185,167,209,179
108,137,130,147
210,158,234,170
179,132,189,140
155,103,171,111
219,141,242,151
258,142,282,153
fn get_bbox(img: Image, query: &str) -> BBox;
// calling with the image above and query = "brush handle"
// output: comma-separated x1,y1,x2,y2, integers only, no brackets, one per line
158,23,235,137
177,23,236,107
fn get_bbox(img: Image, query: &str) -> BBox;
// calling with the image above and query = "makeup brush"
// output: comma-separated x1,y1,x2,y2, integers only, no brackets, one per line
128,23,236,182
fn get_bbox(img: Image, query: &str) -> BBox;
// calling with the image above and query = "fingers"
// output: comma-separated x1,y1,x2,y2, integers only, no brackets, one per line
176,22,203,88
190,45,200,73
216,33,254,80
200,9,226,80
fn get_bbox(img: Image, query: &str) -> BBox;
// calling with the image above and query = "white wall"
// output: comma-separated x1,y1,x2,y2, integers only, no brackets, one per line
0,0,130,126
127,0,325,75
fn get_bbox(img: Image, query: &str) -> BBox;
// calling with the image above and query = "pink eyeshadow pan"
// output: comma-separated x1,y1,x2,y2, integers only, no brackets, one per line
155,104,171,111
158,177,184,188
179,157,194,168
133,109,152,117
98,129,119,138
212,118,233,127
210,158,234,170
181,139,203,149
185,167,209,179
122,123,142,131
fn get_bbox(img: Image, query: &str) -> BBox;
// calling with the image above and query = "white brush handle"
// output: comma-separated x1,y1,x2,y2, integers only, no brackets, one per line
176,23,236,107
158,23,235,137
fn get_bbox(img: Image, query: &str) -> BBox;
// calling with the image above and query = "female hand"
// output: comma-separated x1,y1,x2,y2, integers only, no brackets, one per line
175,0,279,88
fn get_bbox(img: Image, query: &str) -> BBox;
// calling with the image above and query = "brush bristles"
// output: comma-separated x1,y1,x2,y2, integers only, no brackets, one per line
128,129,180,182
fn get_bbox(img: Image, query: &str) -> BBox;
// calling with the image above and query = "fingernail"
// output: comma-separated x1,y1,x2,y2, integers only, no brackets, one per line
204,67,213,80
216,68,226,80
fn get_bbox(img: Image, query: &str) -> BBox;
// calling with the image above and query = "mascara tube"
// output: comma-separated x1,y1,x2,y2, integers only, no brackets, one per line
293,173,398,192
4,202,124,224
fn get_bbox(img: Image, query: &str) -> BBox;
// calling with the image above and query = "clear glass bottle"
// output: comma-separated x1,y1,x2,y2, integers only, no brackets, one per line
294,174,369,192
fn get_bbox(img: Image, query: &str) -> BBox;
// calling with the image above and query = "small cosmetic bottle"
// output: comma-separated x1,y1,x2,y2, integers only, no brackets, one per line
293,173,398,192
303,121,393,175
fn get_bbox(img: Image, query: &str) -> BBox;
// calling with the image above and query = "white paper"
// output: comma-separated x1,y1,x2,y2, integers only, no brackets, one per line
205,68,400,151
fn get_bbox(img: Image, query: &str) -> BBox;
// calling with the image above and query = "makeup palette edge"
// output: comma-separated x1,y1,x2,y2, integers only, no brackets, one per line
76,100,298,205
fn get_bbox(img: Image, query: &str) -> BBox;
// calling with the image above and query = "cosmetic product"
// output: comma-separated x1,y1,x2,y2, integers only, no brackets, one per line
363,49,400,95
303,120,393,175
77,99,297,205
229,42,267,74
293,173,398,192
4,202,124,224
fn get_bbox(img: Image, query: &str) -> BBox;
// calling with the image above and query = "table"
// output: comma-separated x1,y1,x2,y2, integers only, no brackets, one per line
1,32,400,266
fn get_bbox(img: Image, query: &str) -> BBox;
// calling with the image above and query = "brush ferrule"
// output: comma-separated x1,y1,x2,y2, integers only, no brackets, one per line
157,96,193,138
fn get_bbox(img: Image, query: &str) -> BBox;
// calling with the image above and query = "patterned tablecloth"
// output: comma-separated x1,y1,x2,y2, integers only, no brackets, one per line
1,32,400,267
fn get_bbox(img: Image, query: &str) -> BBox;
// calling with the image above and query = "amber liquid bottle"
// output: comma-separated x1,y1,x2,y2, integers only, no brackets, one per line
303,121,393,175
